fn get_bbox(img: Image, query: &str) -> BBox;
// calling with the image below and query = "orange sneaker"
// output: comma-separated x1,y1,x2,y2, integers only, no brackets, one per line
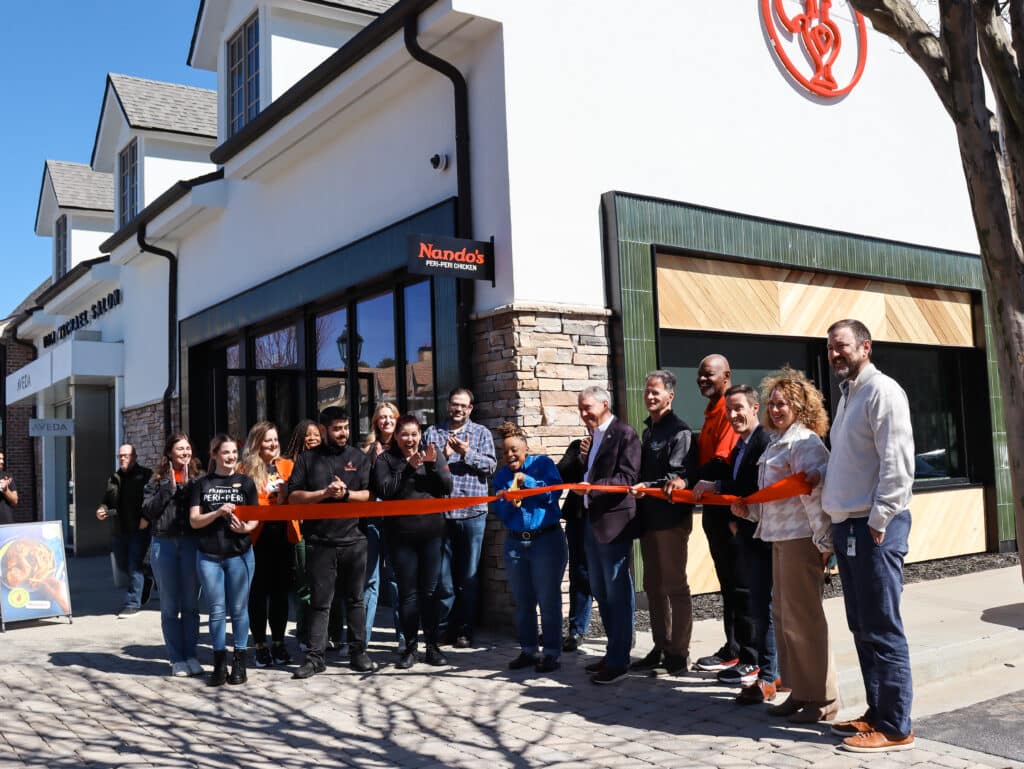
840,730,915,753
830,715,873,737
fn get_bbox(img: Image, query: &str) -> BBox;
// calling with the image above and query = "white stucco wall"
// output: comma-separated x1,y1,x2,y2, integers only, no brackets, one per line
454,0,977,309
140,137,217,207
67,213,113,270
269,7,362,100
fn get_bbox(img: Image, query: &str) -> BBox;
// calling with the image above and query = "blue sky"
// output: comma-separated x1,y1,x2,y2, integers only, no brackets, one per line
0,1,214,318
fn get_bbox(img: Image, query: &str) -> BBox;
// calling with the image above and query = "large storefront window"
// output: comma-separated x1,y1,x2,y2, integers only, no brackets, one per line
660,330,981,485
193,280,435,453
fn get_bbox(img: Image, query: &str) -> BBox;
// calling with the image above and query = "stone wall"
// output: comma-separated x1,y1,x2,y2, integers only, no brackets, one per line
470,303,611,629
1,339,40,522
122,399,179,472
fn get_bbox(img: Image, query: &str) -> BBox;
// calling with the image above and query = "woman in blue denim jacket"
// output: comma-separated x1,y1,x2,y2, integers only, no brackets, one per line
493,423,568,674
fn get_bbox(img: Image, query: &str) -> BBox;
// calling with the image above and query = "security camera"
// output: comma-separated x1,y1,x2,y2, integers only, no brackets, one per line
430,153,449,171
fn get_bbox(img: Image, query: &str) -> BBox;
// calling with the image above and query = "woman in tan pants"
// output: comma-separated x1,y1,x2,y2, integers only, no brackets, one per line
732,368,836,723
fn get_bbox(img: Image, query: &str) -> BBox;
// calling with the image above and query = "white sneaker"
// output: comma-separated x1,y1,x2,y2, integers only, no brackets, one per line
186,658,203,676
170,661,190,677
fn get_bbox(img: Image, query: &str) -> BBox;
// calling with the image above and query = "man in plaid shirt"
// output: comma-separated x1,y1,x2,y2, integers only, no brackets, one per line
424,387,496,647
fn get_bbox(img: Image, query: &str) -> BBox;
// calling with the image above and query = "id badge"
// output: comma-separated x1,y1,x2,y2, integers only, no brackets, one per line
846,535,856,558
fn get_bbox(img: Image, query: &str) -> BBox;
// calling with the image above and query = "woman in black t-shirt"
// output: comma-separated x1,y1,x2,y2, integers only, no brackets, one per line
190,434,258,687
371,415,452,670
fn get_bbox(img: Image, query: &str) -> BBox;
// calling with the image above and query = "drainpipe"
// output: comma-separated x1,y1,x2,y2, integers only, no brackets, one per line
404,13,474,384
136,226,177,437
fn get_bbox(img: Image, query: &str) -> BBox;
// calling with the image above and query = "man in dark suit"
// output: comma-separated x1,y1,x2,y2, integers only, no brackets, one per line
693,384,777,704
566,385,641,685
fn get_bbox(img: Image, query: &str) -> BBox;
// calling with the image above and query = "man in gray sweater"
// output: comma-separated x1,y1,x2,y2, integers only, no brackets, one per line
822,319,915,754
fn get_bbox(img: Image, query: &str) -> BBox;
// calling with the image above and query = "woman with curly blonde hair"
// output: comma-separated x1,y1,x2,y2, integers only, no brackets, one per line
731,367,836,723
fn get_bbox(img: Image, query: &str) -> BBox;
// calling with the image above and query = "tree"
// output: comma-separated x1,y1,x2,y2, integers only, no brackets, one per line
846,0,1023,573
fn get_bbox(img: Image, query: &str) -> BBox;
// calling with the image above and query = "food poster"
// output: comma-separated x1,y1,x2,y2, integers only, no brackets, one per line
0,522,72,626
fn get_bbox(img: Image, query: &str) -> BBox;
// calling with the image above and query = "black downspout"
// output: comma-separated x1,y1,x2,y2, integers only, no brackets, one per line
404,14,474,386
10,310,40,520
137,226,177,438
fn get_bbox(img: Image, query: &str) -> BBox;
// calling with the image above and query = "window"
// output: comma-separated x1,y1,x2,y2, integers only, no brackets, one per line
659,330,985,485
404,281,435,426
118,140,137,227
54,215,68,278
227,14,260,137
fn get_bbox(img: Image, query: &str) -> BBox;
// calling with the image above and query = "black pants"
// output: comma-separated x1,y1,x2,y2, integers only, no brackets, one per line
702,506,741,658
249,528,293,645
564,512,592,636
306,539,368,665
733,519,776,678
391,534,444,649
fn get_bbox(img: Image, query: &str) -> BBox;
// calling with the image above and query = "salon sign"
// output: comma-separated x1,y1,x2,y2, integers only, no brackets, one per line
761,0,868,98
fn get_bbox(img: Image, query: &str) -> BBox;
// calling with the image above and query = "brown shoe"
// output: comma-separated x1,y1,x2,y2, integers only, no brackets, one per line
767,697,803,717
735,678,777,705
830,715,874,737
787,701,839,724
774,677,791,693
840,730,915,753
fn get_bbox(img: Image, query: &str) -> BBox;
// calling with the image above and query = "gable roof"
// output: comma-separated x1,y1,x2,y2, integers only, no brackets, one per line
108,73,217,137
44,161,114,212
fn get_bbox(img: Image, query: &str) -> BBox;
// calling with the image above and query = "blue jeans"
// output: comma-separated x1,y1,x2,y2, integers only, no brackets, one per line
197,549,255,652
437,513,488,639
504,527,568,659
583,519,635,670
834,511,913,737
150,536,201,663
112,529,151,609
565,513,592,636
364,522,403,646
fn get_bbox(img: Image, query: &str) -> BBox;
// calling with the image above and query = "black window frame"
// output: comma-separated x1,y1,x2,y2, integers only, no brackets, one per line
118,139,137,227
227,13,260,138
54,214,68,278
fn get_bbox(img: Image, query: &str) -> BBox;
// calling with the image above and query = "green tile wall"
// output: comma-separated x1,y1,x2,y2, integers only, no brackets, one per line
605,192,1013,545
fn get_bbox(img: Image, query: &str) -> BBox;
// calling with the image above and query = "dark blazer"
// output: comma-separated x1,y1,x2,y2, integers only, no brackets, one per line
562,418,642,544
557,440,586,523
719,425,771,502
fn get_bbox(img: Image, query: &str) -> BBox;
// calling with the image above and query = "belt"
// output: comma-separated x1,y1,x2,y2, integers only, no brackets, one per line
508,523,559,542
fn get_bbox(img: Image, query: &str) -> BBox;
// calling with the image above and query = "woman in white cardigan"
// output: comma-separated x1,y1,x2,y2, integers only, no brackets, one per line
731,367,836,723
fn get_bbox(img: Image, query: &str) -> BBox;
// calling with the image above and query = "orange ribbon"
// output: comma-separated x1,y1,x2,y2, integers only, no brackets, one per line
233,473,813,522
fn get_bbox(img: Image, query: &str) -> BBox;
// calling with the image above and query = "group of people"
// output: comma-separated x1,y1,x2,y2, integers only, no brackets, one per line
99,317,916,755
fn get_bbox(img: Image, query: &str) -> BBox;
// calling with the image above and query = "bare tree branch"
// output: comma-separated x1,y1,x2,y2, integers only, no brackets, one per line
975,0,1024,135
848,0,955,115
1009,0,1024,70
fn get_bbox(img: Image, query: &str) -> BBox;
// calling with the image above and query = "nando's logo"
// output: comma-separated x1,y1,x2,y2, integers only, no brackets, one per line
761,0,868,98
408,233,495,283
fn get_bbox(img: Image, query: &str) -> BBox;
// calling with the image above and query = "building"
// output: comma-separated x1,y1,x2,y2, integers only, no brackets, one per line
4,1,1011,625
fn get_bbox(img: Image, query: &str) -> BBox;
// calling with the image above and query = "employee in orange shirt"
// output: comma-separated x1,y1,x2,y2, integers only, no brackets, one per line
671,354,741,672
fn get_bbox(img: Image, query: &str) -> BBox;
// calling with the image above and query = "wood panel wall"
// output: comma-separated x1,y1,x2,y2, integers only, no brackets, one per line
684,487,987,594
656,254,975,347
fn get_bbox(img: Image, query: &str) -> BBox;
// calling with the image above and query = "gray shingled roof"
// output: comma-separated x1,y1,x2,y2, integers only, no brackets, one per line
46,160,113,212
108,73,217,137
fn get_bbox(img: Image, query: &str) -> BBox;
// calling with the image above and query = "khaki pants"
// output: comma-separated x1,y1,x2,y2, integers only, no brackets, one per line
640,524,692,657
772,538,838,703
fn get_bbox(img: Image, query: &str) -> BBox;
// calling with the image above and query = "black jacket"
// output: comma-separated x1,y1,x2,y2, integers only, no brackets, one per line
638,411,695,531
142,473,201,538
558,440,586,523
102,464,153,534
371,447,453,540
289,442,371,546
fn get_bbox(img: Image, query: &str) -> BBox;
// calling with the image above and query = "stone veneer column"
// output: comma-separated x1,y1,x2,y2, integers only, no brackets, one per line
1,338,40,522
469,304,611,629
122,399,179,472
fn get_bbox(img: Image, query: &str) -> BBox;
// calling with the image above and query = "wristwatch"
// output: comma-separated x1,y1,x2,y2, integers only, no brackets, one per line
342,489,350,502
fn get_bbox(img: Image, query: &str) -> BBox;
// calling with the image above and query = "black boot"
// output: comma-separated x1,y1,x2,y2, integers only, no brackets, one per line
227,649,248,685
207,650,228,687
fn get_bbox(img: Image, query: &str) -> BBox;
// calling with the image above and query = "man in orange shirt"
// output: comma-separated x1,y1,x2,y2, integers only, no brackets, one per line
671,354,741,671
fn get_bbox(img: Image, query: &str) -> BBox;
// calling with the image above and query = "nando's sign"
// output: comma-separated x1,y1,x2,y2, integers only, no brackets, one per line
408,234,495,283
762,0,868,98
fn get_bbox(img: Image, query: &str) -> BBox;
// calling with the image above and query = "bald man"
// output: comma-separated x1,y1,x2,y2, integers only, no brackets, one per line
97,444,153,617
682,355,743,672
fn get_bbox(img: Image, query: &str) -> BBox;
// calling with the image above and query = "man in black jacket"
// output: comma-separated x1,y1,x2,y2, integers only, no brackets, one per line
96,445,153,617
630,371,694,676
557,440,592,652
289,407,374,678
569,386,641,685
693,385,777,704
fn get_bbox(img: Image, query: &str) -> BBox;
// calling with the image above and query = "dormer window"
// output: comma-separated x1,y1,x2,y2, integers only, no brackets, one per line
228,14,260,137
55,215,68,278
118,139,138,227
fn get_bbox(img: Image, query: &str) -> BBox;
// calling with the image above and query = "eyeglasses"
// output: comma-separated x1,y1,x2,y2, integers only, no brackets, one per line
449,403,472,410
118,453,133,458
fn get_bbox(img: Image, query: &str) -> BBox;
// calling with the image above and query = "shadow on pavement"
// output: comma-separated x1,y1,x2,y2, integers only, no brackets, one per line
980,602,1024,629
